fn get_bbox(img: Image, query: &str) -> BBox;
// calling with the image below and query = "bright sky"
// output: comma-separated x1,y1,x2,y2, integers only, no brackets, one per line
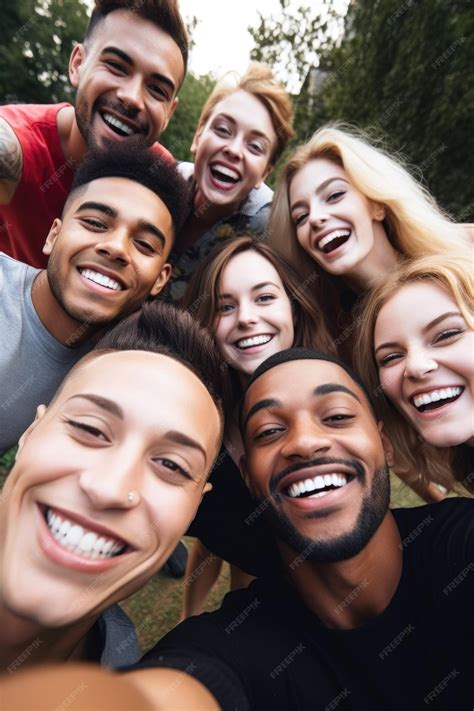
179,0,349,91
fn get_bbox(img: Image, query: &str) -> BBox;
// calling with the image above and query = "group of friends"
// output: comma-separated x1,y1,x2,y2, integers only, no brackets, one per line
0,1,472,709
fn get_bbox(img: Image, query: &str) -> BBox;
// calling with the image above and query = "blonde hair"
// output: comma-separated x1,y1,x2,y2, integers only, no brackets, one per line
354,254,474,493
193,63,294,165
267,123,471,319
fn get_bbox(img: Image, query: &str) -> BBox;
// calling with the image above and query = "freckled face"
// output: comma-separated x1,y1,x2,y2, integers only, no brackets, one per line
375,282,474,447
289,158,385,276
192,90,276,214
214,251,295,378
0,351,221,627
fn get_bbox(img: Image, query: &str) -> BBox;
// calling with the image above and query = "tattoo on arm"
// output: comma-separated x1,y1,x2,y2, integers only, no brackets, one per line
0,119,23,183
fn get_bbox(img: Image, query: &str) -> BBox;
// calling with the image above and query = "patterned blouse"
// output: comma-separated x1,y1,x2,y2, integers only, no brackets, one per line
165,162,274,302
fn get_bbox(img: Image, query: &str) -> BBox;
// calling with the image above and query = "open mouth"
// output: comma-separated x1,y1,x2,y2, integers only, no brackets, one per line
209,163,241,185
411,386,464,413
99,111,141,138
78,268,124,292
285,472,354,500
317,229,351,254
235,334,274,350
42,506,129,560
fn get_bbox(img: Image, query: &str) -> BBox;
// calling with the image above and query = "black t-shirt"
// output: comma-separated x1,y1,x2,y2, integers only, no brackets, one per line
187,446,281,576
132,499,474,710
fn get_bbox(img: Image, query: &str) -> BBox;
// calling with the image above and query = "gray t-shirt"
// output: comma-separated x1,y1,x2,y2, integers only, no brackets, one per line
0,253,92,452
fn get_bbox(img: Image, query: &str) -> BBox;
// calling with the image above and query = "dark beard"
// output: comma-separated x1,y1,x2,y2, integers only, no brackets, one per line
74,97,149,149
261,459,391,565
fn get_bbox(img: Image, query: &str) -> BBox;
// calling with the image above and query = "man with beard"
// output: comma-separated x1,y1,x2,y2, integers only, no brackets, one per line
0,141,190,453
0,0,187,268
93,348,469,709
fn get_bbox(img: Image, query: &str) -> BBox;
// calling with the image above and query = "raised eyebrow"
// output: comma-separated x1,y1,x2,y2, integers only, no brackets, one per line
313,383,361,403
251,281,281,292
422,311,463,334
244,398,282,430
374,340,400,355
76,201,117,219
101,46,176,94
66,394,124,419
290,177,349,213
164,430,208,464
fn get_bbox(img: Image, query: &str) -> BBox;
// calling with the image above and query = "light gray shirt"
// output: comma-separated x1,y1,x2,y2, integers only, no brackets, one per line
0,253,92,452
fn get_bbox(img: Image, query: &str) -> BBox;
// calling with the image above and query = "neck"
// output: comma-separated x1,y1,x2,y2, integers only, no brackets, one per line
31,271,98,347
345,224,400,293
0,599,94,669
57,105,87,167
279,512,402,629
193,188,237,226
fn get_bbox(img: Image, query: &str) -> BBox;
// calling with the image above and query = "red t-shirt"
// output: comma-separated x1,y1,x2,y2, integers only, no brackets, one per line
0,103,173,268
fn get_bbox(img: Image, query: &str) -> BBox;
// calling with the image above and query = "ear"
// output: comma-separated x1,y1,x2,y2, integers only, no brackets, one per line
202,482,212,496
378,421,394,467
372,202,386,222
17,404,47,454
162,96,179,135
255,162,274,189
149,263,171,297
190,125,203,155
69,43,86,88
42,218,62,256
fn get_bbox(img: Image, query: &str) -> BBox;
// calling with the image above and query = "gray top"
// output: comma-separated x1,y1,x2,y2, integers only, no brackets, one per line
0,253,92,452
165,162,273,301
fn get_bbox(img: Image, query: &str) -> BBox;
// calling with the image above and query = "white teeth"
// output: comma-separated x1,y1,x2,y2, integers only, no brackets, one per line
103,113,134,135
79,268,122,291
318,230,351,251
236,334,272,349
211,164,240,181
287,473,349,498
45,508,125,560
413,387,462,410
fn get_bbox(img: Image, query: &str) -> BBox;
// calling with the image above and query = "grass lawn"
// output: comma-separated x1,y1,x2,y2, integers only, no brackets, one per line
0,449,437,654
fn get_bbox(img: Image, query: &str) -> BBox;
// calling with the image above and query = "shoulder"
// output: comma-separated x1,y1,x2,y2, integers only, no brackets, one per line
241,181,273,216
0,253,32,286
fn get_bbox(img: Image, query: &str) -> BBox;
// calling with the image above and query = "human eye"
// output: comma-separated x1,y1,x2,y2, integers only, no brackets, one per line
80,217,107,231
149,83,169,101
63,418,110,443
377,352,403,367
133,238,158,255
254,425,284,441
256,293,277,304
248,140,265,155
327,189,346,202
105,59,127,75
153,457,192,482
433,327,464,344
218,302,235,314
292,211,308,227
322,413,355,426
213,122,231,137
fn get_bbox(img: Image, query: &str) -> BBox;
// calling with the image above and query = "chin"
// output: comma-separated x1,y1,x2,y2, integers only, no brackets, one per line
421,425,473,448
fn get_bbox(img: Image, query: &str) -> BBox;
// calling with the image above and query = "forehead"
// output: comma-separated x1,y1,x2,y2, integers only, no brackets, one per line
244,359,369,415
377,281,457,334
221,251,282,291
208,90,276,137
88,9,184,89
68,177,172,227
291,157,346,195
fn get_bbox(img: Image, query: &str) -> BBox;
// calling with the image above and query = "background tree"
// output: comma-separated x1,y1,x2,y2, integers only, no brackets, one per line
0,0,89,104
249,0,473,218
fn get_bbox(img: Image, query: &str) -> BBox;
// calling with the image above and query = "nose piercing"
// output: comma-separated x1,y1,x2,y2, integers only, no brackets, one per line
127,491,135,503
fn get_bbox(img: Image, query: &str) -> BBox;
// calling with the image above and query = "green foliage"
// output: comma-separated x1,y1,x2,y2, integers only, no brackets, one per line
160,71,214,162
0,0,89,104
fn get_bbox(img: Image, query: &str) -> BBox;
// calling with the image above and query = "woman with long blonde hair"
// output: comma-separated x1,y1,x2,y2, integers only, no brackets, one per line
354,254,473,497
267,123,472,348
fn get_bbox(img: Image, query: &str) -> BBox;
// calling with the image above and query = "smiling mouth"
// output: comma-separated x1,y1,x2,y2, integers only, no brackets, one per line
286,472,353,499
78,268,124,291
210,164,241,185
235,334,274,350
317,229,351,254
43,506,129,560
99,111,141,138
411,386,464,413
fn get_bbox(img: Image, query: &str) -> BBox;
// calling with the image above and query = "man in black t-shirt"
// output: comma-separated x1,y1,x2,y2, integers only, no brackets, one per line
4,349,471,709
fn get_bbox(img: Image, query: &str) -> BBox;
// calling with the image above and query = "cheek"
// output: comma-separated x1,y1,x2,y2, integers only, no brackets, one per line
379,366,403,402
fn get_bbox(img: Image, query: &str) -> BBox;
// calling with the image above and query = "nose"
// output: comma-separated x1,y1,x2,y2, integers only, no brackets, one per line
308,200,330,228
78,447,142,510
116,76,145,113
94,229,130,266
403,347,438,380
280,415,332,461
223,135,243,161
237,300,258,328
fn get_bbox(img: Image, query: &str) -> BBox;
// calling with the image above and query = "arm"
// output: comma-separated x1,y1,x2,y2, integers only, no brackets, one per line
129,668,222,710
0,118,22,203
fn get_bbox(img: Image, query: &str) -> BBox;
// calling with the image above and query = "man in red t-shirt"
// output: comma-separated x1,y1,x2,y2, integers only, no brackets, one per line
0,0,187,268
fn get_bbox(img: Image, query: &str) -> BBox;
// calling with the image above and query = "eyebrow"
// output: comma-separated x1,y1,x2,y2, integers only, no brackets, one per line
219,281,281,299
101,46,176,94
76,203,166,248
164,430,207,462
374,311,463,354
137,220,166,248
290,176,349,212
67,394,124,419
243,398,281,429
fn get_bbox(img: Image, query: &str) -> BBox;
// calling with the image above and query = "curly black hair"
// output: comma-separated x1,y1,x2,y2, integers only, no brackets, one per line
67,139,193,238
